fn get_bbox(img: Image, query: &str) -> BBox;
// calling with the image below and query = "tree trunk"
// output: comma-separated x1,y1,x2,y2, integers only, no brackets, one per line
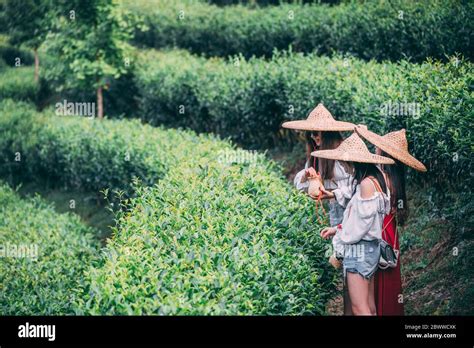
34,49,39,83
97,85,103,119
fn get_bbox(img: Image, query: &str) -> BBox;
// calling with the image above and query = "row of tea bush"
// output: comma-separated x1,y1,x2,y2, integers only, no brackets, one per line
0,184,100,315
7,44,472,230
0,66,40,103
0,99,335,314
126,0,473,61
134,49,472,186
77,152,334,314
0,99,194,194
0,34,34,67
133,49,473,231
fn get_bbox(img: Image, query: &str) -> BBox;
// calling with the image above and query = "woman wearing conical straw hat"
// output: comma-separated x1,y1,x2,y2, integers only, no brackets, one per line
356,126,427,316
282,103,356,225
282,103,356,315
314,133,395,315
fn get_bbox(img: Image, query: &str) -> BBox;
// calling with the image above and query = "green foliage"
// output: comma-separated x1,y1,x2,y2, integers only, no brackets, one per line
0,67,39,102
207,0,340,6
2,0,51,49
41,69,139,118
0,1,6,32
0,184,100,314
17,181,116,241
76,145,334,315
0,44,34,67
134,49,473,230
399,189,474,315
126,0,473,62
0,99,336,314
0,45,34,66
44,0,133,93
0,34,34,66
0,99,199,194
135,49,472,182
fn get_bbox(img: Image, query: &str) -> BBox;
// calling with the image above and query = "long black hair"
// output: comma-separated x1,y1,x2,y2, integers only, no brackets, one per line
351,162,388,196
380,152,408,226
305,131,318,170
305,131,344,180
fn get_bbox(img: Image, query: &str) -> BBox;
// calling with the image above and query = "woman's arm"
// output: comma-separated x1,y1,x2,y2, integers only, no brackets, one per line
294,168,309,192
331,162,355,206
319,226,344,260
332,231,345,259
332,182,354,206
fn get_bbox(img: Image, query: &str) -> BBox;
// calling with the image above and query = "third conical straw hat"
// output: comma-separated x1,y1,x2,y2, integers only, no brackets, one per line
311,133,395,164
355,127,427,172
281,103,355,131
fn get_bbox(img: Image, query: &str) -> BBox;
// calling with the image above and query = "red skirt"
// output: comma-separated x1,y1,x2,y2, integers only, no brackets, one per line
375,213,404,315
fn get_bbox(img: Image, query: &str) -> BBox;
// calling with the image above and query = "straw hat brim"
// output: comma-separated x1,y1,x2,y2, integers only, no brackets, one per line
282,119,355,131
356,127,427,172
311,149,395,165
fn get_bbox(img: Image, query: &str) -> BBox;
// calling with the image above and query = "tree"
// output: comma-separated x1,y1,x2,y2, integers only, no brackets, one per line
44,0,132,118
3,0,52,82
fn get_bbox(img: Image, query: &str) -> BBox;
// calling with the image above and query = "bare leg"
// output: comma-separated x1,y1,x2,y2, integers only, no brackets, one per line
368,276,376,315
347,272,371,315
343,284,353,315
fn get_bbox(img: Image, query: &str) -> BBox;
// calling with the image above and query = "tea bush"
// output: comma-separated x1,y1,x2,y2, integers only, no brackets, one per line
0,184,100,314
134,49,473,230
0,66,39,102
126,0,473,62
0,45,34,66
0,100,336,314
76,150,334,315
208,0,340,6
0,99,229,195
135,49,472,183
0,35,34,66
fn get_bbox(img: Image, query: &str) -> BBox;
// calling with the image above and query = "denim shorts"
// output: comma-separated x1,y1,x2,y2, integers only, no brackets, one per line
342,239,381,281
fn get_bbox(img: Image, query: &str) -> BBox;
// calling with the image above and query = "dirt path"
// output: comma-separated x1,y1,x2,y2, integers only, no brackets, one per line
326,278,344,315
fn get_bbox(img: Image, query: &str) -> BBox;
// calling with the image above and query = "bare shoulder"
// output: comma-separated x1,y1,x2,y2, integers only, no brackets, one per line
360,178,375,199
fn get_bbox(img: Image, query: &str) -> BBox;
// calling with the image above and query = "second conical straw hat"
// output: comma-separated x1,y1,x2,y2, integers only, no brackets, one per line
311,133,395,164
282,103,355,131
355,126,427,172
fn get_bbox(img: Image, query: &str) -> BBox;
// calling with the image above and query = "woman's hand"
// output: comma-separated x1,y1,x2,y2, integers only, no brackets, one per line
329,255,342,269
319,187,334,199
300,167,317,184
304,167,317,178
320,227,337,240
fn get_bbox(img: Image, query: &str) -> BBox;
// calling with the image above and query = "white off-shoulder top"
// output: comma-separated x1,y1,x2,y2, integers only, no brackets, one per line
332,179,391,257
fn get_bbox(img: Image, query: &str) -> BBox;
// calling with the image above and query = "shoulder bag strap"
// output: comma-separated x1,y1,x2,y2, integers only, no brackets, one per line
367,176,393,242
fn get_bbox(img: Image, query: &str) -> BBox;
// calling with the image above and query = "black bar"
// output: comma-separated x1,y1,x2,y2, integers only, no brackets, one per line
0,316,472,346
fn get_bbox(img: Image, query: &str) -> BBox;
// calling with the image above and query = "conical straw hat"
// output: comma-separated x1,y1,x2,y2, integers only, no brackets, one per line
355,126,427,172
311,133,395,164
282,103,355,131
